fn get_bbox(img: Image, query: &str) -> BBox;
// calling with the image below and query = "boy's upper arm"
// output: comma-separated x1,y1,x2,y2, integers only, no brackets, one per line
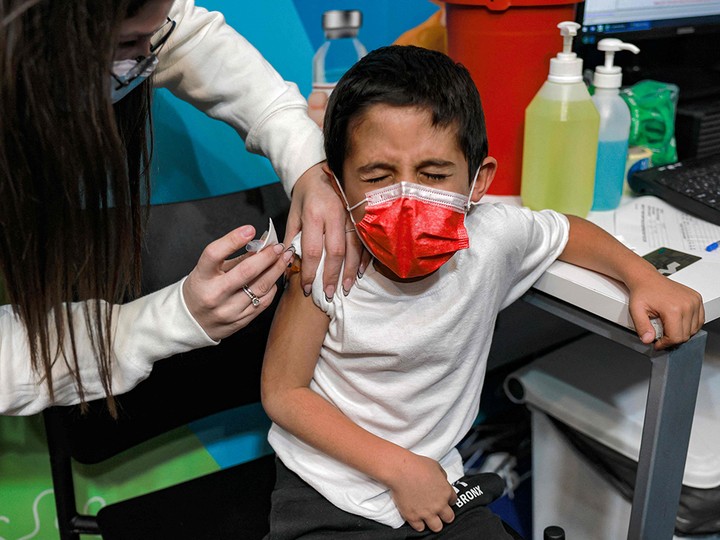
262,261,330,397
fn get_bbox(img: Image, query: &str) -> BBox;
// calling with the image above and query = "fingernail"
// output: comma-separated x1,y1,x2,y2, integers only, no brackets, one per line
285,245,296,254
273,243,285,254
357,268,364,280
303,285,312,297
642,331,655,343
239,225,254,236
324,286,335,302
283,249,294,263
342,278,353,296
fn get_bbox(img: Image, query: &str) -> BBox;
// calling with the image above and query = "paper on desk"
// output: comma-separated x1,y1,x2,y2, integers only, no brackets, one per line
597,196,720,260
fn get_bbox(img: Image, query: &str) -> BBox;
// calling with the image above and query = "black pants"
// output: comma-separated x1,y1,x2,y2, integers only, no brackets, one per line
265,459,522,540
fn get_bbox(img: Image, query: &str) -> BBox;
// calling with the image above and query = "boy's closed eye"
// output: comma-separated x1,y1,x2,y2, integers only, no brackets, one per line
362,172,451,184
363,175,391,184
421,172,451,183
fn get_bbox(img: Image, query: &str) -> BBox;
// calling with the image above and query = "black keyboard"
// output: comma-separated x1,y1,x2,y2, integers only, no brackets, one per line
628,154,720,226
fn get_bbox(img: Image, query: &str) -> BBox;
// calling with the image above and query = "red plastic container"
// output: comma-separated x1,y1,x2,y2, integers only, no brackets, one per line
446,0,582,195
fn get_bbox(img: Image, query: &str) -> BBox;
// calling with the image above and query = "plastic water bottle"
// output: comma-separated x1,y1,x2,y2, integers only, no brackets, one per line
520,22,600,218
312,10,367,96
591,38,640,211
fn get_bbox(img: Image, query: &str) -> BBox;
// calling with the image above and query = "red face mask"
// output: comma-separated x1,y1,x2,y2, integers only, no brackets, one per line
345,182,471,279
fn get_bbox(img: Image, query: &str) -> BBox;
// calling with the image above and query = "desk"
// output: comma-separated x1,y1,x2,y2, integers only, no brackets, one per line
488,194,720,540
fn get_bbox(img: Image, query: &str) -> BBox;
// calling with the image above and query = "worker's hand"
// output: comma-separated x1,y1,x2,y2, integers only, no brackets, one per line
183,225,294,341
386,451,457,533
285,162,368,299
627,270,704,350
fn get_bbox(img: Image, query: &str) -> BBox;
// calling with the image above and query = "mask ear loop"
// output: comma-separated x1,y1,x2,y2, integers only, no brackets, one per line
333,174,365,224
332,174,380,268
466,167,482,211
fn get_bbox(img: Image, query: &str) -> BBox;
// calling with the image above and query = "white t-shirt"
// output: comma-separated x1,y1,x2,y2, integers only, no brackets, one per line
268,202,570,528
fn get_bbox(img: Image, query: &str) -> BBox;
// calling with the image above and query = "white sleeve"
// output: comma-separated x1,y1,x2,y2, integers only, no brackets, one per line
155,0,325,196
500,207,570,310
0,278,217,416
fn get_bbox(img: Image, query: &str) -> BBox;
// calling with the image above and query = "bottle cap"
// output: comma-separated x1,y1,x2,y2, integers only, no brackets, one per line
544,526,566,540
548,22,583,83
322,10,362,39
593,38,640,89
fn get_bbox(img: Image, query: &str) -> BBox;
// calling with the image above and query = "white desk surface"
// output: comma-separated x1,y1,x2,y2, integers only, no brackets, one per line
484,194,720,329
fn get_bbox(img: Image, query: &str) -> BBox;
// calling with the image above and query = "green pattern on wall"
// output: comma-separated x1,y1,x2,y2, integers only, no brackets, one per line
0,415,219,540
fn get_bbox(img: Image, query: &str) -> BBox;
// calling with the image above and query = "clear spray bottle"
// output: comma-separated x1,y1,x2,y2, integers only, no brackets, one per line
591,38,640,211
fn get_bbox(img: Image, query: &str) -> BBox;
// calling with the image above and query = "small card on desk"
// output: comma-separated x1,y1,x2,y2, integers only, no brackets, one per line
643,247,701,276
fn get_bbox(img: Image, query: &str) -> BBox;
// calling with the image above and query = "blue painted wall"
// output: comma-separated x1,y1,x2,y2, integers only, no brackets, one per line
151,0,438,204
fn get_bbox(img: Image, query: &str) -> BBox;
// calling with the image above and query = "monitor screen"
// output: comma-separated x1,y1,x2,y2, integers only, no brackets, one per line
577,0,720,45
575,0,720,100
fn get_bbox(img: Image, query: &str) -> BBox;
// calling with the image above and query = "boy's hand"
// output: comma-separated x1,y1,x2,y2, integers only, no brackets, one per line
627,270,704,350
386,452,457,533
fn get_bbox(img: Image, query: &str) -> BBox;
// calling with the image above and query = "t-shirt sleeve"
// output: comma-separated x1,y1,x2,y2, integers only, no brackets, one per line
499,206,569,309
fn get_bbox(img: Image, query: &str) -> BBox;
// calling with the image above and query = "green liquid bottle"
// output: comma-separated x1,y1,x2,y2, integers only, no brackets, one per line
520,22,600,218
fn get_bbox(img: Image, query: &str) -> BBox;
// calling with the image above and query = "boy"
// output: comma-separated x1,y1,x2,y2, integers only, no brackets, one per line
261,46,704,539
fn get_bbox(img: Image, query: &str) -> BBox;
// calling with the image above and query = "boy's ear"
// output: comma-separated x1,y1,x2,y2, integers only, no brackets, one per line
470,157,497,204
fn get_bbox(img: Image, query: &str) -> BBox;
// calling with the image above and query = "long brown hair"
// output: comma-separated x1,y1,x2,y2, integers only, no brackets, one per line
0,0,154,414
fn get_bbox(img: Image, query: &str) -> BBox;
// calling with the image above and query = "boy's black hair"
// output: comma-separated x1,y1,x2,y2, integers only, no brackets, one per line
324,45,488,185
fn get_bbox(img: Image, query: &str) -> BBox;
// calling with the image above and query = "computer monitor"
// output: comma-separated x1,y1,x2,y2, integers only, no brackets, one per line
575,0,720,100
576,0,720,44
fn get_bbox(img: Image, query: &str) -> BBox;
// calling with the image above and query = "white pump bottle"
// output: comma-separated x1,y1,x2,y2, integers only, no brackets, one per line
521,22,600,217
591,38,640,210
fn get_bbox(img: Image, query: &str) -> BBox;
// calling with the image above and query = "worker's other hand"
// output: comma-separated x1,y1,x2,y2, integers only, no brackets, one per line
183,225,294,341
285,162,368,300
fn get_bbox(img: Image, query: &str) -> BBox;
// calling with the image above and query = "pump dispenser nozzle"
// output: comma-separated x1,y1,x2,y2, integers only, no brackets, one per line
548,21,583,83
593,38,640,88
558,21,579,56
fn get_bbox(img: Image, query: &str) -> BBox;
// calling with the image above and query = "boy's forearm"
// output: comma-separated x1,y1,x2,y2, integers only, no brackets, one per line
558,215,657,288
265,385,410,487
558,215,704,349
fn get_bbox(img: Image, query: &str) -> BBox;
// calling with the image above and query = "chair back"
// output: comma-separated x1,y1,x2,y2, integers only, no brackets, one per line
44,185,288,539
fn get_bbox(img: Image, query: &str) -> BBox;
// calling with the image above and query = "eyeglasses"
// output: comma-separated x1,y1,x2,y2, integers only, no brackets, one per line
112,17,176,90
149,17,176,54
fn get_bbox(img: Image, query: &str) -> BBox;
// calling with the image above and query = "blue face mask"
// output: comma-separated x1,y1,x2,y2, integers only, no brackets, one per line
110,56,158,103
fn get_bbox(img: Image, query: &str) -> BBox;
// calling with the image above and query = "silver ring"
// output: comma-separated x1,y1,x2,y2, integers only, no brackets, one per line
242,285,261,307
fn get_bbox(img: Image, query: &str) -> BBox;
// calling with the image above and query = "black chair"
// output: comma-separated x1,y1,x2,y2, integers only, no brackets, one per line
43,184,289,540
